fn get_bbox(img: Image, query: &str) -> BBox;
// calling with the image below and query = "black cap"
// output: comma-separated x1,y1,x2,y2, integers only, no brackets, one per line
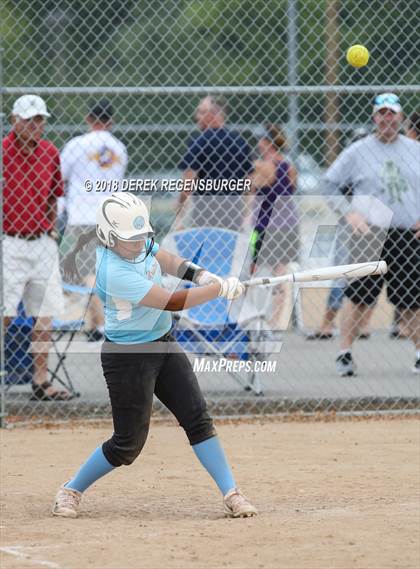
88,99,113,122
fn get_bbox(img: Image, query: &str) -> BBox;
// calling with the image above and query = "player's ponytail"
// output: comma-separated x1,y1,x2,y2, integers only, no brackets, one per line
63,228,99,282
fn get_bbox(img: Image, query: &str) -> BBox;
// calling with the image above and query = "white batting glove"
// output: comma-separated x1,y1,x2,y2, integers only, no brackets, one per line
196,270,223,286
217,277,245,300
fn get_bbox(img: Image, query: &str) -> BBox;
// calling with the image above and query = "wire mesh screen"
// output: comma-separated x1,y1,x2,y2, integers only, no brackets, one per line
1,0,419,425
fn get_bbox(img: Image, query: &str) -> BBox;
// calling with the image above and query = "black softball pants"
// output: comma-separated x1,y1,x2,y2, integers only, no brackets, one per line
101,334,216,467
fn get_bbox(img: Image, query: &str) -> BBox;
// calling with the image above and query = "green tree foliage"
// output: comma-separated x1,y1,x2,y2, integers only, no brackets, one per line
2,0,419,169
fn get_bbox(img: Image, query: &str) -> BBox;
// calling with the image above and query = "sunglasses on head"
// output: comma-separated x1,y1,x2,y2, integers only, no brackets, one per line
373,94,400,106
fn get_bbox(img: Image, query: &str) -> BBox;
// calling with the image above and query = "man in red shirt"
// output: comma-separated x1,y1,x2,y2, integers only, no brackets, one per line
3,94,73,400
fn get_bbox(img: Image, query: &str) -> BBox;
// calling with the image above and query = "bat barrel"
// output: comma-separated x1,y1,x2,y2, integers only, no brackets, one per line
242,260,387,288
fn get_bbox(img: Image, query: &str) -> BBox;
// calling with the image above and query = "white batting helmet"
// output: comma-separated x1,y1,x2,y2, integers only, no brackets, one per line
96,193,154,248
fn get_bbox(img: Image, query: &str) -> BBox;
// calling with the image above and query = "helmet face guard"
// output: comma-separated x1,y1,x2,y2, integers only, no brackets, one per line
96,193,154,249
106,230,155,250
111,234,156,261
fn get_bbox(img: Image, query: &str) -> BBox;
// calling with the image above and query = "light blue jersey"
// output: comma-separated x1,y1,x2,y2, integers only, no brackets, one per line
95,241,172,343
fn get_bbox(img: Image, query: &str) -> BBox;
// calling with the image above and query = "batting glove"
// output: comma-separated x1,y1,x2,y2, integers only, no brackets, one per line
217,277,245,300
196,270,223,286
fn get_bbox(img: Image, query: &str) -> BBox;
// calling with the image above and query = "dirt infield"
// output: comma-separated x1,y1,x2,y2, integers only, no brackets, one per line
1,418,419,569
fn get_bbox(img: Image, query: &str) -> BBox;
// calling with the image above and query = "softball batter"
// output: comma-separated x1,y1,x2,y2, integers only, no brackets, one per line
53,193,257,518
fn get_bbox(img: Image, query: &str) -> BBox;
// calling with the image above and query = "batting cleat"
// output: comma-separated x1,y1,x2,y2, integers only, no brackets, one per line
223,488,258,518
413,358,420,375
52,484,82,518
336,352,356,377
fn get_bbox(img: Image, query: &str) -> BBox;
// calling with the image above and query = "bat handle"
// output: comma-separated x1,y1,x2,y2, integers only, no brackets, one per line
242,281,258,288
242,276,287,287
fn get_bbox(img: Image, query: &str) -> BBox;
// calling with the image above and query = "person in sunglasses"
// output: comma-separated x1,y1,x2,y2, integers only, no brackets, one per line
323,93,420,377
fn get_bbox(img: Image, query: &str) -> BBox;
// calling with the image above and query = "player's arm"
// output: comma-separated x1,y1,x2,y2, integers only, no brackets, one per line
156,248,222,285
143,249,242,309
140,274,244,309
139,282,221,311
106,262,240,311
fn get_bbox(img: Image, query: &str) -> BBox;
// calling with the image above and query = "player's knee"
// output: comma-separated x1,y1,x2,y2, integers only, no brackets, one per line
183,408,216,446
119,442,145,466
102,426,149,466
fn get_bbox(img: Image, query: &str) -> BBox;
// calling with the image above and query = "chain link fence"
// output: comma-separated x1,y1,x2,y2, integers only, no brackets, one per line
1,0,419,425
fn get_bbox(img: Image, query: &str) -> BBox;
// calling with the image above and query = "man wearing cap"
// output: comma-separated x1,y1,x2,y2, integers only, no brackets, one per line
60,100,127,341
2,94,71,400
323,93,420,376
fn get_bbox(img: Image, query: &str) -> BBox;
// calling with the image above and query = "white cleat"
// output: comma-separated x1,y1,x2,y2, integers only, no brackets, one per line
223,488,258,518
52,484,82,518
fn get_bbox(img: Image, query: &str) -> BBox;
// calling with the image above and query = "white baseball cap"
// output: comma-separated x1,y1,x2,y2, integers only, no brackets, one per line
12,95,51,119
372,93,402,114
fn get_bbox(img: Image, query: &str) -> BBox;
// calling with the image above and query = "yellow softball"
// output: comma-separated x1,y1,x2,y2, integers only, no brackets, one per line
346,45,369,68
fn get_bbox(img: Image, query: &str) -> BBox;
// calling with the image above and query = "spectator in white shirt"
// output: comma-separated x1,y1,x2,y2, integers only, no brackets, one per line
324,94,420,377
60,100,128,341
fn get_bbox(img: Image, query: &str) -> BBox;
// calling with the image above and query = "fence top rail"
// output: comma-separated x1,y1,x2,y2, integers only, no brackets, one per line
2,85,420,96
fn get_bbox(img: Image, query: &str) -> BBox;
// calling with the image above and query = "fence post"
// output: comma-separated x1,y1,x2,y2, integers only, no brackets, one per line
0,44,7,427
287,0,299,163
324,0,341,165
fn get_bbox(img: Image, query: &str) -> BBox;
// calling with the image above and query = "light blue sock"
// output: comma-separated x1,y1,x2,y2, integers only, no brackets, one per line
65,446,115,493
192,436,236,496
